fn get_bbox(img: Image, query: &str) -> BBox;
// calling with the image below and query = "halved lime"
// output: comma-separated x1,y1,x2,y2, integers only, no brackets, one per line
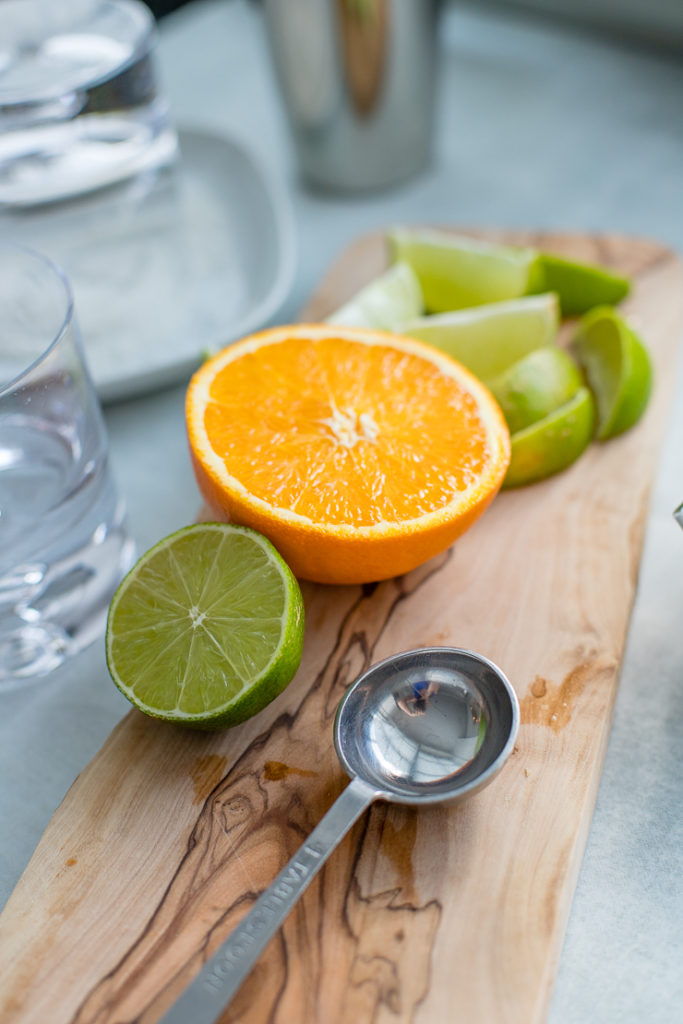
403,293,559,381
533,253,630,315
487,346,583,435
106,524,305,729
570,306,652,440
503,386,595,489
387,228,542,312
326,261,423,330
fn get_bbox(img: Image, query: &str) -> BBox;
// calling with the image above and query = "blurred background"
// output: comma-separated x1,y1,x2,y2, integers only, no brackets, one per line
134,0,682,320
145,0,683,50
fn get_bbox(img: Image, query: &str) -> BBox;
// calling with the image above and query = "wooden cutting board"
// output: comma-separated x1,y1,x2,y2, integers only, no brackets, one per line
1,231,681,1024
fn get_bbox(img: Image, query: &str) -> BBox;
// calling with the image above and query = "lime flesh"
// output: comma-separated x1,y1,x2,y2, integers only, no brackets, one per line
106,524,305,729
533,253,630,315
403,293,559,381
503,386,595,488
571,306,652,440
487,346,583,435
326,261,423,330
388,228,542,312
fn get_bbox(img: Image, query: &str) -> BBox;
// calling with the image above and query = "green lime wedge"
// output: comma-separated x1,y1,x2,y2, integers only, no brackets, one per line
326,261,423,330
570,306,652,440
106,523,305,730
388,228,542,312
403,293,559,381
503,386,595,488
487,346,583,435
533,253,630,315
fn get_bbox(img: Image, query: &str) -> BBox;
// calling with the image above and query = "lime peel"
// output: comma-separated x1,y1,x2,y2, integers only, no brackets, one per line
571,306,652,440
487,346,583,435
533,253,631,315
503,386,595,489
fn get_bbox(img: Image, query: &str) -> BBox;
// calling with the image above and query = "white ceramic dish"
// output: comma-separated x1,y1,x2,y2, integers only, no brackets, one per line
0,127,296,402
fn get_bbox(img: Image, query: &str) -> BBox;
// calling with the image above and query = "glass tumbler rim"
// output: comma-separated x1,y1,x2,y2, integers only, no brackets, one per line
0,241,75,399
0,0,157,106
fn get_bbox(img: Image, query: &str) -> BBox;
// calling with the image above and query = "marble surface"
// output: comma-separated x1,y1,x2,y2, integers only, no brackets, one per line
1,2,682,1021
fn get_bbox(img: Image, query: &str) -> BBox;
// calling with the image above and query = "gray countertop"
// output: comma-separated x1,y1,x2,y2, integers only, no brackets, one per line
1,2,682,1021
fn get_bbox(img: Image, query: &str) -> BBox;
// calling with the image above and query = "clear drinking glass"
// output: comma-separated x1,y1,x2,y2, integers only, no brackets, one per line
0,243,135,687
0,0,178,206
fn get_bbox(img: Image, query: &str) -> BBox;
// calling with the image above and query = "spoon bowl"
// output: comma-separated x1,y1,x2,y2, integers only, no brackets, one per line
335,646,519,804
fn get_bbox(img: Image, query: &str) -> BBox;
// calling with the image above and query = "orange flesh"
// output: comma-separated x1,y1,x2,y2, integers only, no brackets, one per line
203,336,492,528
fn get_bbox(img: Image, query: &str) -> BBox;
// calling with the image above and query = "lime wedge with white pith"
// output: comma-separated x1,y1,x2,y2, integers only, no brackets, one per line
106,524,305,730
387,228,542,312
403,293,559,381
570,306,652,440
326,261,423,330
503,386,595,488
533,253,631,315
487,346,583,435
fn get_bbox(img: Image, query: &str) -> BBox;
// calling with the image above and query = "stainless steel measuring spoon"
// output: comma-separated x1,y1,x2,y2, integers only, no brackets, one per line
161,647,520,1024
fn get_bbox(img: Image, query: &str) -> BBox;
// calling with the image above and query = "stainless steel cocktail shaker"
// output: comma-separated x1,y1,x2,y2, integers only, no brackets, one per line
263,0,440,191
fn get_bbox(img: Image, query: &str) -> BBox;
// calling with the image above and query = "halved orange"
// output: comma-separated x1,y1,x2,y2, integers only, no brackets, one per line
186,325,510,584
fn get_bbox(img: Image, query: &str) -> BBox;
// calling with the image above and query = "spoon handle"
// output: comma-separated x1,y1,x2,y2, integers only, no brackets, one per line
159,776,378,1024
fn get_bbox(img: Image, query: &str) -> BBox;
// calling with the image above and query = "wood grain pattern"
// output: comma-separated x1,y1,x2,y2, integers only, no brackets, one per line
0,231,681,1024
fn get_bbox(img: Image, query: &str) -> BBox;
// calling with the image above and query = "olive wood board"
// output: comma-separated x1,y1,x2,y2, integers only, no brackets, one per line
1,230,681,1024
